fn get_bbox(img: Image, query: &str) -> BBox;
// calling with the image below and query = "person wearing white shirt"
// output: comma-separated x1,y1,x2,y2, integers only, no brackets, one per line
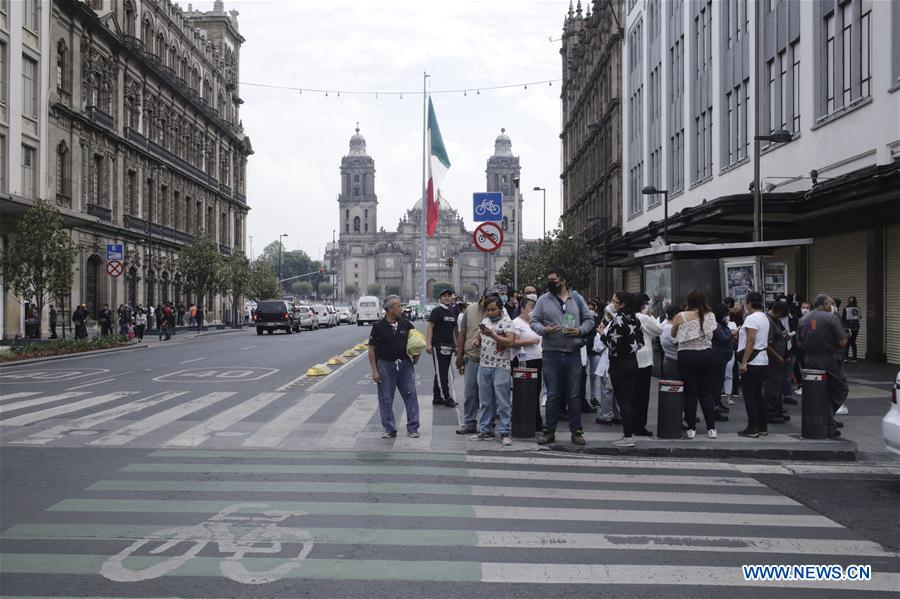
737,292,770,437
671,289,719,439
512,295,543,431
635,293,662,436
659,304,680,379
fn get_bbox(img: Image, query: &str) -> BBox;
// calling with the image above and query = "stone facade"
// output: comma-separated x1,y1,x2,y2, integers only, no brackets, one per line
336,128,522,302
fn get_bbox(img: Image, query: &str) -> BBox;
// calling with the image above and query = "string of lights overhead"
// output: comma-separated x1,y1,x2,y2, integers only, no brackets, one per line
239,78,562,99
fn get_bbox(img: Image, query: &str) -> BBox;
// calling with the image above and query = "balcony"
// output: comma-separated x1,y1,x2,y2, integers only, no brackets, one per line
159,64,176,80
219,183,232,196
146,52,162,65
86,203,112,222
235,191,246,204
123,35,144,53
87,106,114,130
126,126,148,147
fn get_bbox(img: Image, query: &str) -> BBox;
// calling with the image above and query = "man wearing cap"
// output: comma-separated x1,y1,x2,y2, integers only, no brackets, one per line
455,288,497,434
427,287,459,407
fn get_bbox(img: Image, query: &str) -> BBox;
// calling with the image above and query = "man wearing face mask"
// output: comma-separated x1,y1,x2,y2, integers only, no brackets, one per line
426,288,459,407
530,267,595,446
797,294,848,438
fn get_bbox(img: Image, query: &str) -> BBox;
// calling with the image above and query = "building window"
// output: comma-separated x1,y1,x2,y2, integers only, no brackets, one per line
628,18,644,217
792,51,800,131
22,145,35,199
56,142,70,200
22,55,37,119
667,0,685,193
127,170,137,215
860,0,871,97
691,0,713,183
0,42,6,107
825,11,835,113
159,185,168,227
24,0,39,33
841,2,852,106
0,135,6,192
92,155,104,206
56,41,68,92
353,216,360,233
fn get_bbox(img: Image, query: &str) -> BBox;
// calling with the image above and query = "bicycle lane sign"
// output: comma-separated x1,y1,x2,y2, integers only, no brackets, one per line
473,192,502,222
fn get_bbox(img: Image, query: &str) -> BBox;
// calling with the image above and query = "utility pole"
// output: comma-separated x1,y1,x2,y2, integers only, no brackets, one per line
419,71,429,302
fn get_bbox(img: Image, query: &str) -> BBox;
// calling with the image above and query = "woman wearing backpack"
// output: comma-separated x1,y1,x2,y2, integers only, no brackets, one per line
671,289,718,439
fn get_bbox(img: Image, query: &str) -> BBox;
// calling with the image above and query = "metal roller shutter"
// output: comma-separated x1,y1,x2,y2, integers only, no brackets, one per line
885,226,900,365
624,268,642,293
808,231,867,358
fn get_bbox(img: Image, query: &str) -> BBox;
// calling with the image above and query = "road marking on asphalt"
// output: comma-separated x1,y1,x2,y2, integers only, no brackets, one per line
164,392,284,447
0,392,89,415
0,391,42,403
239,346,256,350
153,368,278,383
316,394,379,449
66,376,124,390
11,392,188,445
393,393,432,450
243,393,333,448
150,449,465,462
89,392,236,446
276,342,370,392
466,454,753,472
465,468,765,487
0,392,133,427
0,368,109,383
180,357,207,364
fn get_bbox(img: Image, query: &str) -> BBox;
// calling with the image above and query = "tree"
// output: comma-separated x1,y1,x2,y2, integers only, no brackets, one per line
178,233,224,309
496,229,593,293
366,282,382,297
221,250,250,324
431,281,453,300
318,282,334,299
259,240,322,288
0,200,77,338
291,281,313,298
344,282,359,300
384,283,401,297
249,258,280,300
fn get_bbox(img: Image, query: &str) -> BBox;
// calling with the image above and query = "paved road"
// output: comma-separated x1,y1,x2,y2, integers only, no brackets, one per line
1,324,899,597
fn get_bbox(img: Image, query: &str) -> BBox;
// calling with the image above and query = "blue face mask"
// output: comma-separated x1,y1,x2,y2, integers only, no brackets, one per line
500,295,508,305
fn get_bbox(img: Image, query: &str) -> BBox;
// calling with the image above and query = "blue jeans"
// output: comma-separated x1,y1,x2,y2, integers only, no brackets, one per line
376,359,419,434
588,353,601,400
542,350,583,433
477,366,512,435
463,356,480,430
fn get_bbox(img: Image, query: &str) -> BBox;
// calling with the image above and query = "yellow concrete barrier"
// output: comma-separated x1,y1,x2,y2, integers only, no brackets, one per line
354,343,368,351
327,356,348,366
306,364,332,376
342,350,359,358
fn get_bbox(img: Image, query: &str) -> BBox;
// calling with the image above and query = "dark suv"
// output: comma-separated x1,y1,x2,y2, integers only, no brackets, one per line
254,299,301,335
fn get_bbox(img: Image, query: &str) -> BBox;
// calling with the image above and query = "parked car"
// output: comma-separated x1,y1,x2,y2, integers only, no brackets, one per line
339,307,356,324
883,371,900,455
296,305,319,330
402,305,415,321
423,304,438,320
312,305,333,328
356,296,381,326
254,299,301,335
325,305,340,327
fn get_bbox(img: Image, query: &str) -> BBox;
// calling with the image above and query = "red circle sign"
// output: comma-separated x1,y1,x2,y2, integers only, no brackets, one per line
107,260,123,277
473,221,503,253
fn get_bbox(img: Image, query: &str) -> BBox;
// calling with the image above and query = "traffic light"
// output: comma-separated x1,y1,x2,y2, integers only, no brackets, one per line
319,265,326,275
447,257,454,268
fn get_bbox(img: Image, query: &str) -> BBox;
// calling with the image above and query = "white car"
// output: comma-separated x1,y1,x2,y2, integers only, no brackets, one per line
882,371,900,455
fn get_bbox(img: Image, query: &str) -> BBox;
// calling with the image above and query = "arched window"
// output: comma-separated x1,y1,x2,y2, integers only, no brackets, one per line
345,222,349,233
364,222,368,232
86,255,102,318
56,40,67,92
124,1,135,36
345,208,349,220
364,209,368,219
353,216,360,233
56,141,70,200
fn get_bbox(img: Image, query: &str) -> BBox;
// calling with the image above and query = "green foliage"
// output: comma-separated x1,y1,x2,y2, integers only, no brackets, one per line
384,283,401,297
291,281,313,298
0,200,77,337
496,229,593,293
431,281,453,300
366,282,382,297
249,258,280,300
221,250,251,323
317,282,334,299
178,233,224,305
1,336,130,363
344,283,359,299
260,240,323,286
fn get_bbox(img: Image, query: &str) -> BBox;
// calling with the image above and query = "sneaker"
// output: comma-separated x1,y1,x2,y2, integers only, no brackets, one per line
571,431,586,446
827,429,842,438
469,431,495,441
686,429,696,439
380,431,397,439
501,435,512,447
432,398,444,405
407,431,420,438
707,429,717,439
793,388,803,396
758,428,769,436
737,428,759,438
455,425,476,435
612,436,635,447
725,395,736,405
536,432,556,445
836,404,849,415
589,397,601,407
443,399,458,408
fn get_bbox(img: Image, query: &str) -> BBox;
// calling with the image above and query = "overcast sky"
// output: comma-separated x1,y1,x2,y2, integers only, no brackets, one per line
198,0,567,260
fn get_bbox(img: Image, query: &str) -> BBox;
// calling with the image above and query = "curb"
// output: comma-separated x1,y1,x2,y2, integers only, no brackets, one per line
0,343,149,367
543,439,858,462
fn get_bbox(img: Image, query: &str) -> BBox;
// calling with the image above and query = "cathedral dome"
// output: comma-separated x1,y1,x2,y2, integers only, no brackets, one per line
348,126,368,156
493,128,513,157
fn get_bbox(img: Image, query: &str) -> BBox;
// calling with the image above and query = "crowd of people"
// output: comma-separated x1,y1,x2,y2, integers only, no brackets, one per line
368,268,854,447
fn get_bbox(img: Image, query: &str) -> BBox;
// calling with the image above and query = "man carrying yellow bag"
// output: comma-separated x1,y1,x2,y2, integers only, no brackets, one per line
368,295,422,439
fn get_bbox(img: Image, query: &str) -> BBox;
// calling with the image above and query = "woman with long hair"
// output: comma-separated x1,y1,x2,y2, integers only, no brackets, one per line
603,291,644,447
841,296,861,362
671,289,718,438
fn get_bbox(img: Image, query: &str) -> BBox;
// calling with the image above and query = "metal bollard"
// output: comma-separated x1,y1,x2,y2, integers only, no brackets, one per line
657,380,685,439
512,367,539,438
801,369,831,439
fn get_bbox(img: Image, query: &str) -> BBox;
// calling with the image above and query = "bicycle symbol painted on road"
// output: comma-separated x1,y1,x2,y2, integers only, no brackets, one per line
101,503,314,584
474,198,501,217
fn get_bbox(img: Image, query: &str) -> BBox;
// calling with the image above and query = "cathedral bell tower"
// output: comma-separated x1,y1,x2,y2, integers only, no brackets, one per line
339,126,377,236
485,128,521,238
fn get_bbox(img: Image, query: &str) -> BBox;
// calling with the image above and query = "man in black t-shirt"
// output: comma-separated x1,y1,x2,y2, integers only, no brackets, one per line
426,288,459,407
368,295,420,439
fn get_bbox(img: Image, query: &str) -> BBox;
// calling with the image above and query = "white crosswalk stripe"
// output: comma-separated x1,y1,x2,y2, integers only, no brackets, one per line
0,391,90,415
163,392,284,447
316,394,379,449
0,393,134,427
243,393,332,448
0,391,43,404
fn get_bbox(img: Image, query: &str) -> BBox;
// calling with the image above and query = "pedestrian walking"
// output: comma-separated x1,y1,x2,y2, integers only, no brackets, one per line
841,296,861,362
593,302,621,426
367,295,420,439
426,288,459,407
530,267,595,447
134,307,147,341
471,295,517,445
737,292,770,437
49,305,58,339
671,289,719,439
602,291,644,447
634,293,662,436
797,294,849,438
163,303,174,340
117,304,129,338
177,304,186,327
455,292,493,435
189,303,197,327
659,304,680,380
72,304,87,339
98,304,113,337
511,294,544,432
195,305,204,330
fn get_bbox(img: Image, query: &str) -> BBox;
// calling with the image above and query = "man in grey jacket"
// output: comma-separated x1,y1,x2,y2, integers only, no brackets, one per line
530,267,596,445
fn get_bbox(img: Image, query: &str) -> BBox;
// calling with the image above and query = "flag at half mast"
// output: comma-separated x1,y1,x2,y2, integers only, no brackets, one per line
426,97,450,238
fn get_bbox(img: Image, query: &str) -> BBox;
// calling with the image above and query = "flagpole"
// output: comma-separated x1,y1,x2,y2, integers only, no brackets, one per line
420,71,429,303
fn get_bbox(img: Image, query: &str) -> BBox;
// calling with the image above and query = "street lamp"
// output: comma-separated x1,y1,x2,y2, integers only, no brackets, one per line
146,164,165,308
641,185,669,246
512,176,521,292
752,129,793,242
533,186,547,238
278,233,288,284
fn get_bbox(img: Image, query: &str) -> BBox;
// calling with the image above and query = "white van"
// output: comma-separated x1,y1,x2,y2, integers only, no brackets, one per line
356,296,381,326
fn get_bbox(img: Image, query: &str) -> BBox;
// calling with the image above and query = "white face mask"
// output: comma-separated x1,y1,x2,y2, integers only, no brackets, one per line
801,308,810,315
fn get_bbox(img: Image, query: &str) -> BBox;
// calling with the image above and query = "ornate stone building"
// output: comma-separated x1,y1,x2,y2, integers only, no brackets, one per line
560,0,622,298
336,127,522,301
0,0,251,336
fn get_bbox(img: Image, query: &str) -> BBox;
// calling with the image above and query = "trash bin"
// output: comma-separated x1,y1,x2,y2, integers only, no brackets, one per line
801,369,830,439
657,379,685,439
512,367,539,438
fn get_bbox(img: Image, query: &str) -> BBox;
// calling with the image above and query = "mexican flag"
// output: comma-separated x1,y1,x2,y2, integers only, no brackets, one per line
426,97,450,238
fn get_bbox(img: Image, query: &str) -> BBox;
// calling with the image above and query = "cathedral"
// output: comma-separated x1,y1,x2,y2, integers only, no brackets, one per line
335,127,524,301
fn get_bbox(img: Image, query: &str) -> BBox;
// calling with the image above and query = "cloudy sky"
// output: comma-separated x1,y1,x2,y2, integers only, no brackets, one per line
200,0,568,260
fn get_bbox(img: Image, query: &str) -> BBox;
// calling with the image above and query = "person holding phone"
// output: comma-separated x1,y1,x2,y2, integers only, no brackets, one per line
471,295,517,445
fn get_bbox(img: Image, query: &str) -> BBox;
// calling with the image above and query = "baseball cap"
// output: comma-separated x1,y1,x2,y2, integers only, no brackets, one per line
440,288,454,296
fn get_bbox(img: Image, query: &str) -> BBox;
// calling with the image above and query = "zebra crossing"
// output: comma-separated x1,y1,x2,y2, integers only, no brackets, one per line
0,450,897,595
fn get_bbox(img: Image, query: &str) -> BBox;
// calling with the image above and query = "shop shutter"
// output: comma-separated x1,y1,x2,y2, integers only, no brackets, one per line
885,225,900,365
624,268,642,293
808,231,867,357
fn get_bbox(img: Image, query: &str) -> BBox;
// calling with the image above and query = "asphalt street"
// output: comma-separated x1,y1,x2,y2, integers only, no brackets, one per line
1,323,899,597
